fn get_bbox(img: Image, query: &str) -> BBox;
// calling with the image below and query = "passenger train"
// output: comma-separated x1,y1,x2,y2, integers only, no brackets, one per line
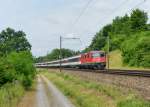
36,51,106,70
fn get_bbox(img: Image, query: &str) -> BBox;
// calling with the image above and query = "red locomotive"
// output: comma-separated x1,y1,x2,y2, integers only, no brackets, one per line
36,51,106,70
80,51,106,69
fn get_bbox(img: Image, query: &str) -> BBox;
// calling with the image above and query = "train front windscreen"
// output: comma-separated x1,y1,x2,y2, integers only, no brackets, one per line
92,52,105,58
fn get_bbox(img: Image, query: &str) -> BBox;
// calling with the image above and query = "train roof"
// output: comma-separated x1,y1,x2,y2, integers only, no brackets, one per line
36,55,81,64
90,51,105,53
81,51,105,55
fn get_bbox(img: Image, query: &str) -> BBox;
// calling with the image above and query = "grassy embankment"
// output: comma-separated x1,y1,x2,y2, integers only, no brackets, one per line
109,50,149,70
42,70,150,107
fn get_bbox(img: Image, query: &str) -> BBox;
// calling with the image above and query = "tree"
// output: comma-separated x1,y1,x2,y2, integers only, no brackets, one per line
46,48,76,61
35,48,78,62
121,32,150,68
130,9,148,31
112,14,130,35
89,28,108,51
102,24,112,37
0,28,31,56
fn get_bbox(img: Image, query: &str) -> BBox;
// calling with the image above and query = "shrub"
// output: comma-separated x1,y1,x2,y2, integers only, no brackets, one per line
6,51,36,88
0,51,36,88
121,31,150,68
0,57,16,86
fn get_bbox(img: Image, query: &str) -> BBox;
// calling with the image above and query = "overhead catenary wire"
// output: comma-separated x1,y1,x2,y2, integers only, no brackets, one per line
65,0,94,51
65,0,147,52
95,0,129,28
70,0,129,46
72,0,128,31
69,0,147,33
107,0,129,15
96,0,147,28
69,0,94,33
67,0,128,49
127,0,147,13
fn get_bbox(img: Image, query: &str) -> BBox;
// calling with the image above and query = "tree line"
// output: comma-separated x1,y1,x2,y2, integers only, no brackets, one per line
35,48,79,63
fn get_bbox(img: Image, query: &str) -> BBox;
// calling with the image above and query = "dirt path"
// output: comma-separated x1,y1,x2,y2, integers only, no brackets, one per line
17,87,36,107
18,75,74,107
37,76,51,107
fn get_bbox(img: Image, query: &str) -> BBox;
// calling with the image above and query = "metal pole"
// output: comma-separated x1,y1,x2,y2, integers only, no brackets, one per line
60,36,62,72
107,36,110,71
59,36,80,72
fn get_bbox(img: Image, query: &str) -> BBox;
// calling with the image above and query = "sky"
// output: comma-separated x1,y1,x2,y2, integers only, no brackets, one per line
0,0,150,57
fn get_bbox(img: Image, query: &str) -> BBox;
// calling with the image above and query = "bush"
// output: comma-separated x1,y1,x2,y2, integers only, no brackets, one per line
0,51,36,88
0,57,16,86
121,31,150,68
6,51,36,88
22,75,33,89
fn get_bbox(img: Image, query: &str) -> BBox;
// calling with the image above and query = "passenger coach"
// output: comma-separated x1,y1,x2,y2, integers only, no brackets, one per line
36,51,106,70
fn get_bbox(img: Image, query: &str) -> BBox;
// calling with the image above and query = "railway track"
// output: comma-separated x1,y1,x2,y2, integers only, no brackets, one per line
60,68,150,77
37,66,150,77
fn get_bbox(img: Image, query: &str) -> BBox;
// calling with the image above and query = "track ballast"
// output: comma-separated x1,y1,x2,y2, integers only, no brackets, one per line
59,68,150,77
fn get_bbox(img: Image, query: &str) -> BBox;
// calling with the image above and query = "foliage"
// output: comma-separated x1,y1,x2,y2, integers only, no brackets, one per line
0,57,16,86
47,48,76,60
35,48,79,62
8,51,36,88
0,83,24,107
130,9,148,31
85,9,150,67
89,32,107,51
0,51,35,88
121,32,150,67
0,28,35,106
0,27,35,88
111,14,131,35
0,28,31,56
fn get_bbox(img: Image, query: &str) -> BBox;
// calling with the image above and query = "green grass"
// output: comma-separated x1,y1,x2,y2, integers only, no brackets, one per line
0,83,25,107
42,70,150,107
109,50,149,70
109,50,123,69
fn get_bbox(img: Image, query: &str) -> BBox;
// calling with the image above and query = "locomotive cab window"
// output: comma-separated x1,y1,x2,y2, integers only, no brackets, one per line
92,53,100,58
92,52,105,58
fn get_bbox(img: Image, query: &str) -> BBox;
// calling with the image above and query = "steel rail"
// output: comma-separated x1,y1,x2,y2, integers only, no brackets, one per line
37,66,150,77
63,68,150,77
